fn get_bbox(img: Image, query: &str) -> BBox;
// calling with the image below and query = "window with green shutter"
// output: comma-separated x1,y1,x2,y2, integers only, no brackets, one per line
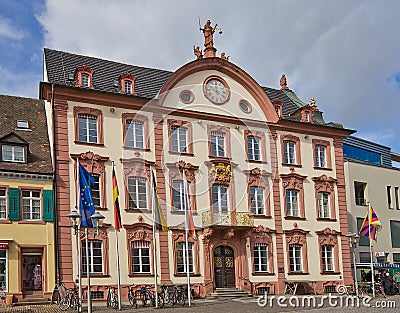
43,190,54,222
8,188,20,221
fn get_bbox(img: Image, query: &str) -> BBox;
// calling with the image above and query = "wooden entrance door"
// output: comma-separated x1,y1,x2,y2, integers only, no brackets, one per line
213,245,235,288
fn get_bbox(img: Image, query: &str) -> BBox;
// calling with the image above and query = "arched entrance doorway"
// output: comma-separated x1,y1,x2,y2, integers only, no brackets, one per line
213,245,235,288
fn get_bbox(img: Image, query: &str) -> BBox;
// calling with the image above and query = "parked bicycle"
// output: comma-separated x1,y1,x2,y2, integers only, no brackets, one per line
58,284,80,311
139,285,164,308
105,286,119,309
161,284,177,306
123,284,138,308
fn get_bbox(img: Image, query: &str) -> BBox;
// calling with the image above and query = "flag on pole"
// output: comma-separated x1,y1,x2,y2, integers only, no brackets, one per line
78,162,95,228
151,169,168,232
112,166,122,231
359,205,382,241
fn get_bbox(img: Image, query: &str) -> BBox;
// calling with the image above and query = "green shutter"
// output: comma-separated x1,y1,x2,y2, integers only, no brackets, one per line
8,188,20,221
43,190,54,222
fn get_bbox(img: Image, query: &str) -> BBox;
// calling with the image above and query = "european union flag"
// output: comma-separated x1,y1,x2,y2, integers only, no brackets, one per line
79,163,95,227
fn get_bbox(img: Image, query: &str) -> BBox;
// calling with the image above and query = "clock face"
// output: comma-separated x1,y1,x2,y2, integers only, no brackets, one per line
204,78,229,104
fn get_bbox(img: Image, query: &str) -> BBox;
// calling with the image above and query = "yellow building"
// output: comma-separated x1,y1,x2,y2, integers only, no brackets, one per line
0,95,55,302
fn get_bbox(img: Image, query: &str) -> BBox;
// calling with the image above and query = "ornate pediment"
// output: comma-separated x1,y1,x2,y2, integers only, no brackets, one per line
312,175,337,192
124,223,153,242
316,227,339,245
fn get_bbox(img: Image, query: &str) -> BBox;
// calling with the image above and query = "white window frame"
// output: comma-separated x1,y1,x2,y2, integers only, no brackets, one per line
0,189,6,219
315,145,326,168
81,73,90,87
171,126,188,153
318,192,330,218
283,141,296,164
172,180,188,212
131,241,151,274
21,190,41,220
211,132,226,157
254,244,268,273
247,136,261,161
289,245,302,272
91,174,101,208
176,242,194,274
250,186,265,215
2,145,25,163
286,189,299,217
82,240,103,274
78,114,98,143
124,80,132,94
125,120,144,149
0,250,7,291
127,177,147,210
212,185,229,212
321,245,334,272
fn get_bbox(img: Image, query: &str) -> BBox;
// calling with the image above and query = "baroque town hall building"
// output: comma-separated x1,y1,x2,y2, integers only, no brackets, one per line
40,23,354,298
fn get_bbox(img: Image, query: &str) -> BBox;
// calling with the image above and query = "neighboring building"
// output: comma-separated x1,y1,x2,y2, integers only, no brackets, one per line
344,136,400,275
0,95,54,301
40,28,354,298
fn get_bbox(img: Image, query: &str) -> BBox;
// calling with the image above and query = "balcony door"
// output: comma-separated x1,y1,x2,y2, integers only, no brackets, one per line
214,245,235,288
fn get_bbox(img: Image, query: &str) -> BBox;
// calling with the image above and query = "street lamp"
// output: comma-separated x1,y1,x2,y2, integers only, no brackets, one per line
68,210,105,313
346,233,360,297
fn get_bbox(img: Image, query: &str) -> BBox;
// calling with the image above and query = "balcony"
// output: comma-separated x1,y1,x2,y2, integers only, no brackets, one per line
202,210,254,227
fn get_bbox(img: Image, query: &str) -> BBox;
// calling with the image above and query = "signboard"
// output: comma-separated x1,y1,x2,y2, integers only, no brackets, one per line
375,251,385,257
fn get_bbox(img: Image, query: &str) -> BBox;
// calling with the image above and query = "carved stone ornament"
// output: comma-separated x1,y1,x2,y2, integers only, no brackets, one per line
244,168,271,187
285,228,309,245
167,160,199,183
223,229,235,239
71,151,108,173
316,227,339,245
312,175,337,193
121,158,151,179
246,225,274,245
280,171,307,190
125,223,153,242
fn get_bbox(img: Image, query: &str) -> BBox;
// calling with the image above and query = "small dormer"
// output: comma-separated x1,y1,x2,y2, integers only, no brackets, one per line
119,72,137,95
0,132,29,163
75,64,94,88
291,103,319,124
273,99,283,118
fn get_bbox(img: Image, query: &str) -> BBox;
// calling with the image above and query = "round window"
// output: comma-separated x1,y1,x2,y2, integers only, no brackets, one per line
179,90,194,104
239,100,252,113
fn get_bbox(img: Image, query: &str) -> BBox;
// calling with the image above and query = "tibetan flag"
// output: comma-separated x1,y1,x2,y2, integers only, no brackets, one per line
359,205,382,241
112,167,122,231
78,162,95,228
151,169,168,232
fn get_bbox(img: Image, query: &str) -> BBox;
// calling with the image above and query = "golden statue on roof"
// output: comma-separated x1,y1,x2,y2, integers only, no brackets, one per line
310,97,316,106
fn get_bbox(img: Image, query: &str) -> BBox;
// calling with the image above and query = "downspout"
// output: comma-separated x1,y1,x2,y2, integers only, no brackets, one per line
51,83,60,285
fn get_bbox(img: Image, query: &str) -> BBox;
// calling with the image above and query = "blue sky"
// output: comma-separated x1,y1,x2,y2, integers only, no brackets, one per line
1,0,400,154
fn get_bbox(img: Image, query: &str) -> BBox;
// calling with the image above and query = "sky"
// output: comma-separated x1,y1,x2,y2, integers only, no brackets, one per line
1,0,400,153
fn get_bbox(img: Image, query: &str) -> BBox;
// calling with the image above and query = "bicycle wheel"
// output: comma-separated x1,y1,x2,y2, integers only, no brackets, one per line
128,292,137,308
141,294,147,307
111,295,119,309
106,291,111,307
58,297,70,311
157,294,165,308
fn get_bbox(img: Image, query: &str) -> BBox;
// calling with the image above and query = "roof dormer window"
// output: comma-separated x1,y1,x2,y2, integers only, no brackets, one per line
2,145,26,163
75,64,94,89
304,111,310,122
81,73,90,87
119,72,137,95
17,120,29,129
273,99,283,118
275,106,281,117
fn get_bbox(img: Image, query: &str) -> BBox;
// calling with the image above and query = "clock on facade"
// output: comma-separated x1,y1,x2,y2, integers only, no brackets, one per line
204,76,230,104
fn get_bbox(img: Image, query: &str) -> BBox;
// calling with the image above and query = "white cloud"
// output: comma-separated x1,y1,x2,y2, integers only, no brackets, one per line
0,16,26,40
36,0,400,151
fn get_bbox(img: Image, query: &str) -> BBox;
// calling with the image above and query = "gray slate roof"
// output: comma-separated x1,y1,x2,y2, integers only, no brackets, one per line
43,48,326,124
0,95,53,175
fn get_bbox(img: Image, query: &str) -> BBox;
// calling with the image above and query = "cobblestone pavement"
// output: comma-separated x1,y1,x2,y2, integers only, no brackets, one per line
0,295,399,313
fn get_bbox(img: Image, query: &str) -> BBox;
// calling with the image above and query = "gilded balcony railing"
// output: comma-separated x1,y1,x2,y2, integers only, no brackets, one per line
202,210,254,227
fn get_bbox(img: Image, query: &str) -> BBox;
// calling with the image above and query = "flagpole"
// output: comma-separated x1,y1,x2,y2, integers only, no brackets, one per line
85,227,92,313
182,170,191,307
150,166,159,309
368,202,375,297
112,161,122,310
76,158,82,312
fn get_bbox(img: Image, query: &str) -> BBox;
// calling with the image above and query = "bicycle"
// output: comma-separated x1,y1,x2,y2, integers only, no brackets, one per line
123,285,138,308
139,285,164,308
105,286,119,309
58,284,80,311
161,284,176,306
173,285,193,306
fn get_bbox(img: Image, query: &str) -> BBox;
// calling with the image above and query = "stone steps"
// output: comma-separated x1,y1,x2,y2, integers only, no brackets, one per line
208,288,252,299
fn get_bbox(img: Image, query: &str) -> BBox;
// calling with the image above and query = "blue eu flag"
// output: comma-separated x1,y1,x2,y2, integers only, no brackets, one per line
79,163,96,227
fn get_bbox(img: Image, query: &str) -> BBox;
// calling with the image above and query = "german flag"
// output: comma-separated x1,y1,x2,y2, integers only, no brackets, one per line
112,166,122,231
